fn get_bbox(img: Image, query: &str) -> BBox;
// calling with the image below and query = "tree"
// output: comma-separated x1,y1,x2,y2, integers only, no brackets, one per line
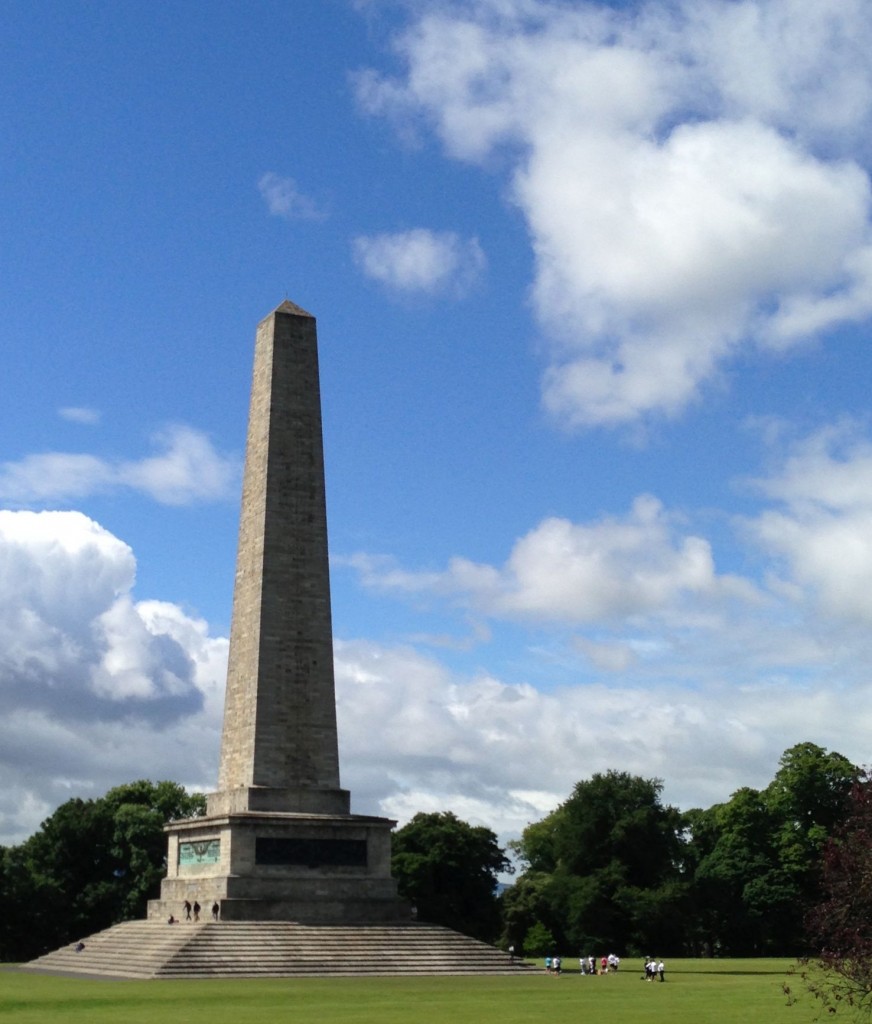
104,780,207,918
690,787,781,955
801,773,872,1017
391,811,511,942
510,771,689,954
500,871,561,955
514,771,685,883
687,744,857,956
765,742,856,904
522,921,557,956
0,780,205,961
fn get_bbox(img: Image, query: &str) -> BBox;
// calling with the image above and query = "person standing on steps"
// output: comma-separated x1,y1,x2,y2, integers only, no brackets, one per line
183,900,192,921
192,900,200,922
211,902,219,921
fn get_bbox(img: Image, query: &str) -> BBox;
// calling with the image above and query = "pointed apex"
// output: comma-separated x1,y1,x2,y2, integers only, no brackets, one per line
270,299,315,319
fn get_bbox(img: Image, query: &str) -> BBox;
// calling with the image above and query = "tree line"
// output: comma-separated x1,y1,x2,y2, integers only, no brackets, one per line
0,742,861,966
391,741,863,962
501,741,857,958
0,780,205,961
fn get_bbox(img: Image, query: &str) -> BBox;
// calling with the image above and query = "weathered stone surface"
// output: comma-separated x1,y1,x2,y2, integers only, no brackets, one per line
22,921,536,978
147,302,406,924
214,302,348,813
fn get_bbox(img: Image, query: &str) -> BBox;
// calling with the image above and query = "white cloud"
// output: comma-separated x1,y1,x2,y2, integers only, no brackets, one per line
0,453,114,502
2,499,872,851
335,637,872,845
117,425,240,505
258,172,327,220
0,424,239,506
357,0,872,426
746,422,872,623
571,635,637,673
684,0,872,145
58,407,101,425
0,511,227,844
353,228,486,296
349,495,756,625
332,445,872,829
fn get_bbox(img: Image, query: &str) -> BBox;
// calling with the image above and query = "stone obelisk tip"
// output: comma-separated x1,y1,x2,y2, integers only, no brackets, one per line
267,299,315,320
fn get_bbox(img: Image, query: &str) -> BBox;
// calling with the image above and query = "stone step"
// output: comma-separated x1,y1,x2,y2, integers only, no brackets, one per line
22,921,536,979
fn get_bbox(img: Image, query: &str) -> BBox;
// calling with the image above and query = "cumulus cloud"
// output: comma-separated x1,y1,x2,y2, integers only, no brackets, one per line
330,448,872,835
0,424,239,506
0,511,227,843
117,425,239,505
353,228,486,296
348,495,756,625
258,172,327,220
746,422,872,623
335,636,872,847
356,0,872,426
3,495,872,851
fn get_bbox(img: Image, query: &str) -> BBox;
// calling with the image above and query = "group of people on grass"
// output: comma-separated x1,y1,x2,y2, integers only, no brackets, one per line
543,952,666,980
644,957,666,982
544,953,621,975
580,953,620,975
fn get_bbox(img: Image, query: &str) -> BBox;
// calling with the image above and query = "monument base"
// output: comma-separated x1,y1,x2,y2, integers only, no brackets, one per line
148,807,411,924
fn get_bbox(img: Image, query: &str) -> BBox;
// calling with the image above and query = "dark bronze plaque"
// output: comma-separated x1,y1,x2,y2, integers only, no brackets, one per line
255,837,367,867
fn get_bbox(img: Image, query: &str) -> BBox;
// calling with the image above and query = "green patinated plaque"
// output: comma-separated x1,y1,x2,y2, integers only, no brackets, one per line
179,839,220,866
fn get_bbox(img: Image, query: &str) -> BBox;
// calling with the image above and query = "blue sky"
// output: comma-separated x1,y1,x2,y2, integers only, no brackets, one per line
3,0,872,849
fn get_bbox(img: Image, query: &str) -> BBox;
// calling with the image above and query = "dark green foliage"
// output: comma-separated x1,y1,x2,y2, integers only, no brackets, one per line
690,787,779,954
688,743,856,955
521,920,556,956
508,770,689,955
500,869,572,955
766,742,857,898
505,746,856,959
0,780,204,961
391,811,511,942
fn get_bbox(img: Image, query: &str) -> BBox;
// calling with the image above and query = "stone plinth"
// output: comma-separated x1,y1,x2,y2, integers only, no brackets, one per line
148,811,406,923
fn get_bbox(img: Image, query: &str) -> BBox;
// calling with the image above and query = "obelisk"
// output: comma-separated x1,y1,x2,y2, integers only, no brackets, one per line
210,300,348,817
149,302,407,923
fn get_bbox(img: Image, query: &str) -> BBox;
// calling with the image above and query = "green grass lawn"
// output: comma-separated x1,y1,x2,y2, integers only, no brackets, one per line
0,959,817,1024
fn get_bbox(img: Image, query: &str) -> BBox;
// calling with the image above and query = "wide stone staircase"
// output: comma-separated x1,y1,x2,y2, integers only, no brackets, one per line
21,921,535,979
